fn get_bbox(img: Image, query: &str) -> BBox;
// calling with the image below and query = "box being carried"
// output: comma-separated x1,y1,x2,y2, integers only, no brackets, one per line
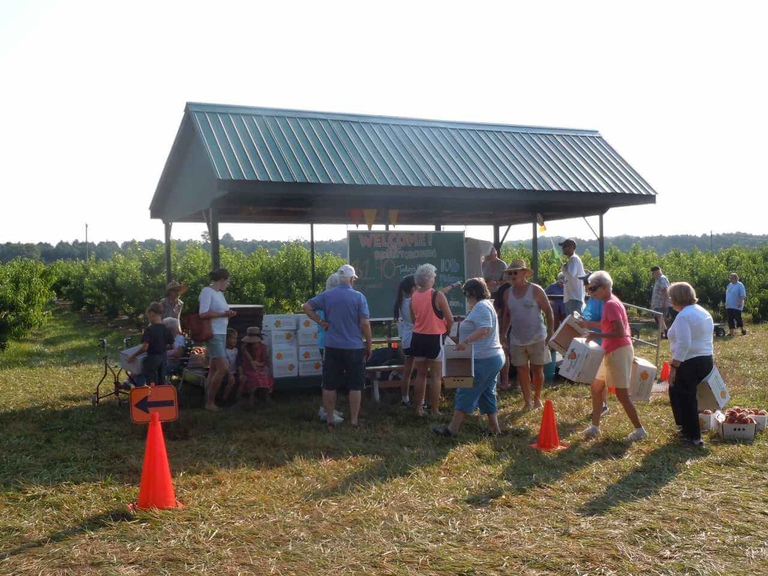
120,345,146,374
271,330,298,350
697,366,729,411
442,337,474,388
559,338,605,384
299,360,323,376
629,357,657,402
548,312,589,354
263,314,298,331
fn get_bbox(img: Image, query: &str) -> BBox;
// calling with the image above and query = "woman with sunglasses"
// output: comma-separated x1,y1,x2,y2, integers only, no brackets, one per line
499,260,554,411
433,278,505,437
578,271,648,442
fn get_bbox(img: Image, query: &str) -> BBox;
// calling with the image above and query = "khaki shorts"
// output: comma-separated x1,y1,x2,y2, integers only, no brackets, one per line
595,345,633,389
509,340,551,367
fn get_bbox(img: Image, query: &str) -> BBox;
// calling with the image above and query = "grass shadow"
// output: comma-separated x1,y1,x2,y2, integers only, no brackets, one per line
578,442,708,517
1,509,133,560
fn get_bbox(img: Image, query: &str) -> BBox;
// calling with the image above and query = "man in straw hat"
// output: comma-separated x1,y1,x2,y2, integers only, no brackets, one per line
160,280,188,321
499,259,554,411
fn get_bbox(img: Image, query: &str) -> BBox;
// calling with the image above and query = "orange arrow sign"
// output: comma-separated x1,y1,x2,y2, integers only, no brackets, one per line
130,385,179,424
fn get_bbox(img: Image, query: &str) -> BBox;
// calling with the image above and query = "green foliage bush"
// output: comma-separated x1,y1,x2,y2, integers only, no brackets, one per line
0,259,55,350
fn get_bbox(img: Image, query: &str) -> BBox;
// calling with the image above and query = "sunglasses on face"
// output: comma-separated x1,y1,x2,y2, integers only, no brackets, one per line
588,284,601,293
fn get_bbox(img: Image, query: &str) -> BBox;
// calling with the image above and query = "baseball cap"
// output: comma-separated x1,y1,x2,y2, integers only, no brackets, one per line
337,264,359,280
650,266,660,272
558,238,577,248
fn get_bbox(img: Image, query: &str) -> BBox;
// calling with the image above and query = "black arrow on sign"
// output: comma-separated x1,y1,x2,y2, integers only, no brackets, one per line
134,395,175,414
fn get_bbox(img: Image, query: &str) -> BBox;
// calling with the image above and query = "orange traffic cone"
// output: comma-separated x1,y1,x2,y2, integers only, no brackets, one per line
130,412,183,511
530,400,567,451
660,361,670,382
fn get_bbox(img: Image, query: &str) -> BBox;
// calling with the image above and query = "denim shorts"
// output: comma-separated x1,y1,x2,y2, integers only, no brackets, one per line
454,353,505,415
206,334,227,359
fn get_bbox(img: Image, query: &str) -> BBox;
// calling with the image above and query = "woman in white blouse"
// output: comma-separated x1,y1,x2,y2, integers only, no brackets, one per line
667,282,714,447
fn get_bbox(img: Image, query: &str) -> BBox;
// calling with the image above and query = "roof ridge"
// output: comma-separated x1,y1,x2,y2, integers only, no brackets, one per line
185,102,600,137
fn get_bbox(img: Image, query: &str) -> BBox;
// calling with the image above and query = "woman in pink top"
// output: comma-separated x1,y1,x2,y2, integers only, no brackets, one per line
409,264,454,416
578,271,648,442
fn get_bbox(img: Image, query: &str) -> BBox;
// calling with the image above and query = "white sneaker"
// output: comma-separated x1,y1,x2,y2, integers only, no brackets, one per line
318,407,344,423
582,425,600,439
626,427,648,442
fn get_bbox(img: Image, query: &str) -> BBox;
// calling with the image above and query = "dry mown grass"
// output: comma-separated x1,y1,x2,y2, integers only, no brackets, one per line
1,309,766,575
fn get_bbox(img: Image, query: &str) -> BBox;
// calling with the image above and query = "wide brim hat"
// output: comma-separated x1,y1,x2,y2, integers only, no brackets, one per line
241,326,263,343
504,259,533,277
165,280,188,296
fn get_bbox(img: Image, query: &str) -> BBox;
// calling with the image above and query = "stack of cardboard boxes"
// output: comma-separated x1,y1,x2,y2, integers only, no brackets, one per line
262,314,322,379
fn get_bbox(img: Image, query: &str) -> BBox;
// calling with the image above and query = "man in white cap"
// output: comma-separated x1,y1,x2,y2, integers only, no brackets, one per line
559,239,585,315
302,264,372,428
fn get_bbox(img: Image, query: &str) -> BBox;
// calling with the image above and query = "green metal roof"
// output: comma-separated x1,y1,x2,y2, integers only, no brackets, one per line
184,102,655,195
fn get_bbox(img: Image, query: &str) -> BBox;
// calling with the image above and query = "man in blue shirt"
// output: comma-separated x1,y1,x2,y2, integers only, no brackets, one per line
725,272,747,336
303,264,372,428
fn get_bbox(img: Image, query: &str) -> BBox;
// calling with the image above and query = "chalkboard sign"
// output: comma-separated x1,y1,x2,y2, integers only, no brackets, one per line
348,231,467,320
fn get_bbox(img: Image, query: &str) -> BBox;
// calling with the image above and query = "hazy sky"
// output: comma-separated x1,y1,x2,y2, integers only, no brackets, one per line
1,1,765,246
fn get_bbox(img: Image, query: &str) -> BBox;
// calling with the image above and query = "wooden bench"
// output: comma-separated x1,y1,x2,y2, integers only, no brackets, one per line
365,364,406,403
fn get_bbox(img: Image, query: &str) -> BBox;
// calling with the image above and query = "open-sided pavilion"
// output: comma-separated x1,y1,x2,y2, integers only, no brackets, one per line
150,102,657,286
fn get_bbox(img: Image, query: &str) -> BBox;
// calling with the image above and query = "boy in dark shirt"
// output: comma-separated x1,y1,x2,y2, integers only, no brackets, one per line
129,302,174,386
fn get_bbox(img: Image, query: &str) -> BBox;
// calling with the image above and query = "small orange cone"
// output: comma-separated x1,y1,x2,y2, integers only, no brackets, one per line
130,412,183,511
530,400,567,451
660,361,670,382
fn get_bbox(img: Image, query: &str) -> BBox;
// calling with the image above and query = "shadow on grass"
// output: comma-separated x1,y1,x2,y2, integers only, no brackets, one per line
578,442,708,517
0,509,133,560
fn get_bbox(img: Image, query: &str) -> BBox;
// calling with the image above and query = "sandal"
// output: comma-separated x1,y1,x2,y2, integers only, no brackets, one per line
432,425,457,437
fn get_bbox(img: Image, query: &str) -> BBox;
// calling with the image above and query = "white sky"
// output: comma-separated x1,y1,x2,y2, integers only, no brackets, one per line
1,0,765,246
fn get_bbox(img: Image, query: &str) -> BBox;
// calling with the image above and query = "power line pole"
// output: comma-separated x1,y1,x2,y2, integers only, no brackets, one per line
85,223,89,261
710,230,713,252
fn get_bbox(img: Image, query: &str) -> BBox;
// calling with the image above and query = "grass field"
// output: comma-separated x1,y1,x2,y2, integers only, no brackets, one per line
1,308,766,575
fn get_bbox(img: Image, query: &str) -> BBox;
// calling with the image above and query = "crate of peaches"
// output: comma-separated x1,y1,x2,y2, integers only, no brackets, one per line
718,406,767,440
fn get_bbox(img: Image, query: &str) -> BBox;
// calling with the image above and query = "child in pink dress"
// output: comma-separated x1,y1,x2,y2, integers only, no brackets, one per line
239,327,273,405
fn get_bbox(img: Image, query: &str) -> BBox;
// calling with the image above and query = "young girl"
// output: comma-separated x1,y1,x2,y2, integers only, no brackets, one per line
394,275,417,406
239,327,273,405
222,328,239,403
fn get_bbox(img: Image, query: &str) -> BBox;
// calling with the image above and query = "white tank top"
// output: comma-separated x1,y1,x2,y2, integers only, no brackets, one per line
506,284,547,346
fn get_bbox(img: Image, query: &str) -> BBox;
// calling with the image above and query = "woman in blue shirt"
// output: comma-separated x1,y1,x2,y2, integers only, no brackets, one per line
433,278,505,437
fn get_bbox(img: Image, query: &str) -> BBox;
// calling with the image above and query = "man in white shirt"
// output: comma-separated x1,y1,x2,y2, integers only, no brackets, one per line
559,239,585,315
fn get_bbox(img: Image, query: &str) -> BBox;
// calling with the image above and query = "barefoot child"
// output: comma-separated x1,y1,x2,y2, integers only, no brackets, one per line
239,327,273,405
129,302,174,386
222,328,239,403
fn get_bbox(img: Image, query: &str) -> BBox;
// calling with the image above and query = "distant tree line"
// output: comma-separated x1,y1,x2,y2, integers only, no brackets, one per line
2,232,766,265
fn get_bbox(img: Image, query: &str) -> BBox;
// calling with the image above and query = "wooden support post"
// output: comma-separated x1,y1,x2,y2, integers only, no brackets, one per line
164,221,172,285
434,224,442,231
599,212,605,270
532,216,539,283
310,223,316,296
209,208,220,271
493,224,500,253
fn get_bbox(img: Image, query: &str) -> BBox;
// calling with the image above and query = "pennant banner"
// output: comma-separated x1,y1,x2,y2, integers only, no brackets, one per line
363,209,377,230
349,209,363,228
388,210,399,228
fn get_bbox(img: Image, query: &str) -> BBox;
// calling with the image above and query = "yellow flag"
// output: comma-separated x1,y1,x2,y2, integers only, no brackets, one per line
363,209,377,230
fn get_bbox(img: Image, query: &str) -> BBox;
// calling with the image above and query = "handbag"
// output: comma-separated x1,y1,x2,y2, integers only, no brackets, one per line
187,313,213,342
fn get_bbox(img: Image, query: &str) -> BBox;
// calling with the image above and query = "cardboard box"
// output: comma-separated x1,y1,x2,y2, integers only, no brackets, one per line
697,366,729,411
299,346,322,361
263,314,298,331
719,422,756,441
271,330,298,350
559,338,605,384
272,360,298,379
299,360,323,376
548,312,588,354
298,330,319,346
296,314,318,332
752,414,767,432
271,347,298,363
442,337,474,388
629,357,657,402
698,411,720,431
120,344,146,374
